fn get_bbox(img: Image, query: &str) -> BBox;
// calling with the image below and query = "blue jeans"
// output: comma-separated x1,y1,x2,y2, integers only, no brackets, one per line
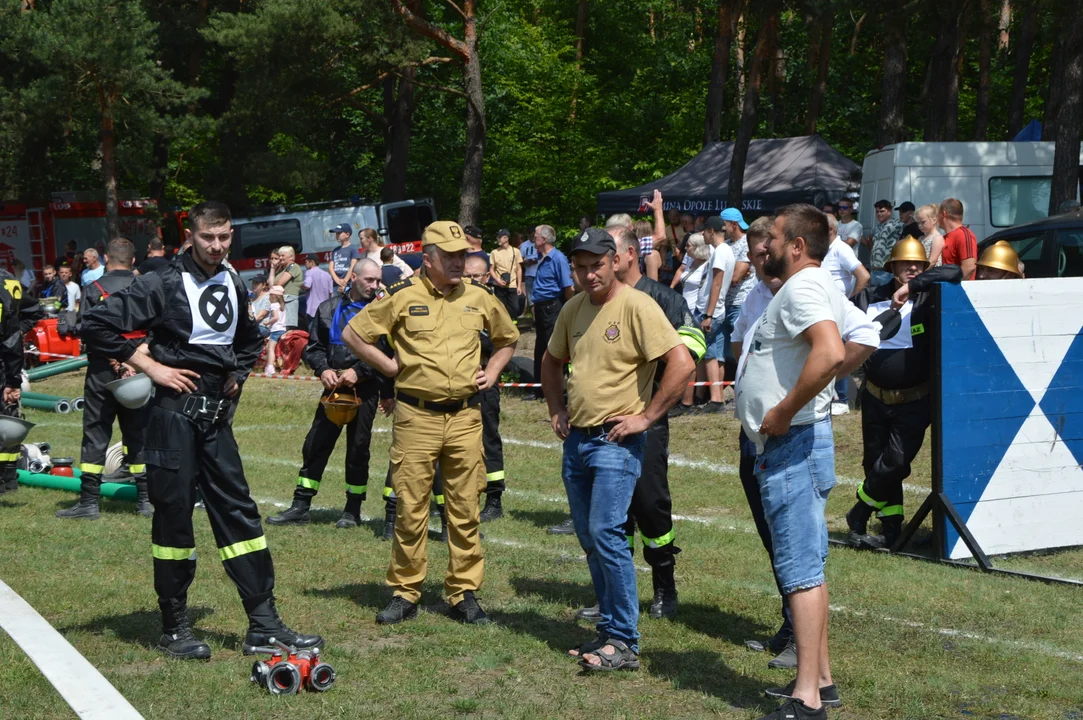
754,419,836,595
562,427,645,653
721,303,742,363
835,376,849,404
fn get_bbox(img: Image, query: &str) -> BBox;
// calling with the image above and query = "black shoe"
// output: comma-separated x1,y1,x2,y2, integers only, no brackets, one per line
157,627,211,660
765,680,841,708
376,596,418,625
547,517,576,535
5,474,18,493
768,639,798,669
436,509,448,542
479,494,504,522
701,400,730,414
575,604,601,621
447,591,490,625
135,480,153,518
382,519,395,540
266,499,310,526
55,495,100,520
335,511,359,529
845,500,872,535
756,697,827,720
767,625,793,655
668,403,694,417
243,597,323,653
649,589,678,619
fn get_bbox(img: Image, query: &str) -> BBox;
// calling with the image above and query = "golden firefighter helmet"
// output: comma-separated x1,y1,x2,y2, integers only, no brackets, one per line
887,236,929,266
321,390,361,427
977,240,1022,277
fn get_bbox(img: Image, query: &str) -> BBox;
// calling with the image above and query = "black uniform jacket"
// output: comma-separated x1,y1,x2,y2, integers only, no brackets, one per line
304,293,392,398
81,250,262,389
852,265,963,390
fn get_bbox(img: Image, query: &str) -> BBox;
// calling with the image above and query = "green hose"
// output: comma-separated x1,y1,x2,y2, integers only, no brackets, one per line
21,397,72,413
27,356,89,381
16,469,136,501
20,392,70,402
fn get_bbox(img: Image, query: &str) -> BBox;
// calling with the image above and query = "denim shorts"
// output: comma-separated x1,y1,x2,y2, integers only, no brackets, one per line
754,419,836,595
703,320,726,361
269,330,286,342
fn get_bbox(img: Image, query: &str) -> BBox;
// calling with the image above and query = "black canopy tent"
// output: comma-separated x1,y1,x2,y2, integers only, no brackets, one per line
596,135,861,216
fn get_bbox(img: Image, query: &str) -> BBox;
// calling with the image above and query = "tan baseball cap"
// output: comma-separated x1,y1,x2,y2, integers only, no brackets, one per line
421,221,472,252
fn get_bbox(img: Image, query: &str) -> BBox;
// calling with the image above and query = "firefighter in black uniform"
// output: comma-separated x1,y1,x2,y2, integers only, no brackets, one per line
0,277,24,496
575,227,702,621
379,254,508,540
57,238,152,520
81,201,322,660
268,258,391,528
847,237,962,548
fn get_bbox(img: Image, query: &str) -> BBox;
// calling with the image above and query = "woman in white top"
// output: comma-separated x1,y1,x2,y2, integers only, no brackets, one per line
916,203,945,266
678,233,712,318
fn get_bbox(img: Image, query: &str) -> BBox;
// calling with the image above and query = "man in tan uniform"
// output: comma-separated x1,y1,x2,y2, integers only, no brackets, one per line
344,221,519,626
488,228,523,318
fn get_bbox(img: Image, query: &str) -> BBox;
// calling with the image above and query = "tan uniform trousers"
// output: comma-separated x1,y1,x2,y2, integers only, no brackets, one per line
386,401,485,605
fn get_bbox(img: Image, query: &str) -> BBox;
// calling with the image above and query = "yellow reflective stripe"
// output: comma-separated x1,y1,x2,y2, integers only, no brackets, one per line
641,529,675,548
0,452,19,461
122,446,129,454
382,486,394,497
218,535,268,561
878,505,905,517
486,470,505,482
297,476,320,490
80,463,105,474
434,494,445,505
346,484,367,495
128,464,146,474
152,544,195,561
857,483,886,510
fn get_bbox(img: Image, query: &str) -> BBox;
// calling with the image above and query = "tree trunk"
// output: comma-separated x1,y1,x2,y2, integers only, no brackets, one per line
805,8,832,135
1007,0,1035,137
458,0,485,227
767,42,784,134
735,14,746,113
848,12,867,56
99,94,119,241
997,0,1011,51
381,70,415,203
704,0,735,145
569,0,588,122
924,0,967,141
1049,8,1083,214
728,5,778,207
974,0,993,140
1043,30,1066,141
877,2,907,146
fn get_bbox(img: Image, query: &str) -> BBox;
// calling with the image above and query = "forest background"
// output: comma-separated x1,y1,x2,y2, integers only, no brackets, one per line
1,0,1081,239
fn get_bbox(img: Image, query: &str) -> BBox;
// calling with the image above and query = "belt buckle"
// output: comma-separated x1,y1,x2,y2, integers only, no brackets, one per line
886,388,900,404
183,394,208,418
210,399,229,423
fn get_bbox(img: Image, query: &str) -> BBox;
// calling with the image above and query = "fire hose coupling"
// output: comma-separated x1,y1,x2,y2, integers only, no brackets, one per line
248,638,336,695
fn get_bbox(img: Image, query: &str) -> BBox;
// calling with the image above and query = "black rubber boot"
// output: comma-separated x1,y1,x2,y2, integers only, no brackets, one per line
479,493,504,523
0,464,16,494
845,499,874,544
861,516,904,550
266,498,310,525
382,500,395,541
157,598,211,660
135,479,153,518
648,562,679,619
56,474,101,520
242,596,323,653
437,506,448,542
336,511,360,529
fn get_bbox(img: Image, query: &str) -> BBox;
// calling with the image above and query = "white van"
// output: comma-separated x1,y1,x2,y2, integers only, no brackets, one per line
228,198,435,278
858,142,1081,243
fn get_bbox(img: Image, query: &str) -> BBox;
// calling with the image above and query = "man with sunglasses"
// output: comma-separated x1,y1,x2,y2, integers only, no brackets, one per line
835,201,862,249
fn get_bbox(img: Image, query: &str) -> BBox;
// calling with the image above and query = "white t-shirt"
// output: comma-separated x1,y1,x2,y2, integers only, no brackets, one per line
698,242,734,319
680,262,709,315
838,220,862,245
736,267,849,452
726,234,757,307
65,282,80,311
735,279,880,383
821,239,863,296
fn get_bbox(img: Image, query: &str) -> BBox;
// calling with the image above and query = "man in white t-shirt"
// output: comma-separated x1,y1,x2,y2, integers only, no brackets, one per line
821,214,870,414
696,216,734,412
736,204,846,720
59,265,81,311
835,199,862,248
721,208,756,370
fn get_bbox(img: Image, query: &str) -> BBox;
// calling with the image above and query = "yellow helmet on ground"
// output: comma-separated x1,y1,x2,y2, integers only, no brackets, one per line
887,236,929,265
321,390,361,427
977,241,1022,277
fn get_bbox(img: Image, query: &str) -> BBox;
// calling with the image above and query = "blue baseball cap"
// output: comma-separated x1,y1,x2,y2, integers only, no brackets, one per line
329,223,352,235
720,208,749,230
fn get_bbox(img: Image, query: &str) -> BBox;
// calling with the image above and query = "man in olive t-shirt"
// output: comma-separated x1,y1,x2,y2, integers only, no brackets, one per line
540,228,693,673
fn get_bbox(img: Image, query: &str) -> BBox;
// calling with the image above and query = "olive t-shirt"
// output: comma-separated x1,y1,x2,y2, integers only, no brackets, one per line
548,285,682,427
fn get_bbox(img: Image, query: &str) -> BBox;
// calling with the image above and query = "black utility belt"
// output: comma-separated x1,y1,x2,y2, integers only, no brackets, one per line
157,393,231,424
396,391,480,414
571,422,620,437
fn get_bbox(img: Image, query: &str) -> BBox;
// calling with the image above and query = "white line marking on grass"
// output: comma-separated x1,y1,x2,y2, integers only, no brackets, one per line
0,579,144,719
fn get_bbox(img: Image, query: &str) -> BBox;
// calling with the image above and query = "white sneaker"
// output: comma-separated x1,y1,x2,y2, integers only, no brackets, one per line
831,402,849,416
264,366,275,376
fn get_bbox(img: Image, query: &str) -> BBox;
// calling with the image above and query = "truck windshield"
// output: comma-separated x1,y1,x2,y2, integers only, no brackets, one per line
385,205,435,246
231,219,302,259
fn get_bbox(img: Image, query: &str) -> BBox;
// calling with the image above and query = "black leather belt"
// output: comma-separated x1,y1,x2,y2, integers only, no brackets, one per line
865,380,930,406
396,391,480,413
534,298,562,306
570,422,620,437
157,393,231,423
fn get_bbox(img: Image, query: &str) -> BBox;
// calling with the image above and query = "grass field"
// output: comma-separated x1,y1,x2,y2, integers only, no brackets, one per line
1,366,1082,720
